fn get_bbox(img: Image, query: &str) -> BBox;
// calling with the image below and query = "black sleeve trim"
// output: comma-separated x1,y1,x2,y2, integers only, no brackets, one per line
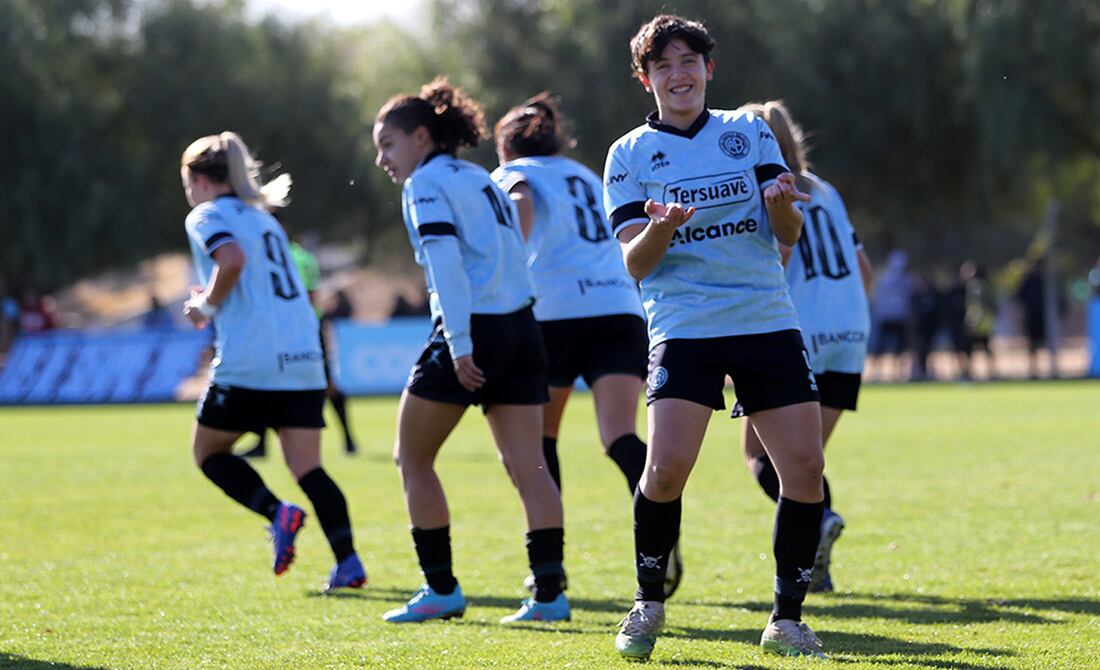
417,222,458,237
609,201,648,229
852,231,862,247
204,232,235,254
754,163,787,185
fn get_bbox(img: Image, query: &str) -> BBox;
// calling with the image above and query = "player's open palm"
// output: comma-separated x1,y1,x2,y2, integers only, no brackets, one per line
645,199,696,232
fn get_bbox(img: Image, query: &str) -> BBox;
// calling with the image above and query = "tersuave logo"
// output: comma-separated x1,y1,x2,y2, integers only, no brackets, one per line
668,219,758,247
662,172,754,210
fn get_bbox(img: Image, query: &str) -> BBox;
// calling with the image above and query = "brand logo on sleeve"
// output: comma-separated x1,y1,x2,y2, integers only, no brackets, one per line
606,172,628,185
719,131,751,159
650,151,671,170
663,172,754,209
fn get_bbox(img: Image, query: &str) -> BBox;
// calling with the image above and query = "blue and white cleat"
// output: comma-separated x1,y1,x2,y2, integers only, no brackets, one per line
269,502,306,576
324,553,367,592
810,509,845,593
382,584,466,623
500,593,571,623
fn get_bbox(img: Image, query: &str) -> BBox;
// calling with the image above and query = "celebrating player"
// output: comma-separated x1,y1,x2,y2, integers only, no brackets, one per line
491,93,683,598
604,15,828,659
180,132,366,592
372,78,570,624
736,100,873,594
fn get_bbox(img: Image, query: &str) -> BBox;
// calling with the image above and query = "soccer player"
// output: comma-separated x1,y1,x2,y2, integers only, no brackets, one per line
736,100,874,595
491,93,682,598
180,132,366,592
604,15,827,659
372,78,570,624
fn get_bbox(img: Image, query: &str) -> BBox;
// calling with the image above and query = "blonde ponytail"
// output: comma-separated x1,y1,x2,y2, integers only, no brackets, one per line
181,131,291,209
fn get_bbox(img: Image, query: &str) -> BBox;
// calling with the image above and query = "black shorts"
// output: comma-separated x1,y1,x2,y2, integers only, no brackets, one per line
815,371,862,411
539,314,647,388
407,306,549,411
647,329,819,414
196,383,326,434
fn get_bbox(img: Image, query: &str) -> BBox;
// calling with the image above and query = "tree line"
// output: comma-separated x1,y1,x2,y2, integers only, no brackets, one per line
2,0,1099,292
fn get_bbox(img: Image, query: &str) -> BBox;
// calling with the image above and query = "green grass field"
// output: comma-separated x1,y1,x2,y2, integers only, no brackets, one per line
3,382,1099,669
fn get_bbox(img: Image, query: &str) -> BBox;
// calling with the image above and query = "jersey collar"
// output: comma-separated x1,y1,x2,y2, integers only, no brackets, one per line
420,149,452,168
646,108,711,139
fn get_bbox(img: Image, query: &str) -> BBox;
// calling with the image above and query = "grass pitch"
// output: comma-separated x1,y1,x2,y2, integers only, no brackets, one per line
2,382,1099,669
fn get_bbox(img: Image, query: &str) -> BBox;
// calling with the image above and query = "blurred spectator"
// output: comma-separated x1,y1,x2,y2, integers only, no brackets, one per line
910,273,941,381
958,261,998,379
942,270,968,378
19,290,59,335
1015,259,1064,379
870,250,915,380
1088,256,1100,298
1,281,21,358
143,294,175,330
325,288,355,321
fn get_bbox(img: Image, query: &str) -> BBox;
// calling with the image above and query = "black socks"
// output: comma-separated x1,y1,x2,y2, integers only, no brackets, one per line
752,453,832,509
633,490,681,602
772,496,824,621
526,528,565,603
297,467,356,562
329,390,356,450
412,526,458,595
200,453,280,520
608,433,647,494
542,437,562,490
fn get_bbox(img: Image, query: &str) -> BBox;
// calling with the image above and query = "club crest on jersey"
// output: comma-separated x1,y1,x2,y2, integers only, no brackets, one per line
648,366,669,391
663,172,754,210
650,151,671,171
719,131,751,160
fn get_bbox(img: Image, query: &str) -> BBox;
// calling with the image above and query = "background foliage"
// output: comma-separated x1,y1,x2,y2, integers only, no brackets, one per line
3,0,1099,290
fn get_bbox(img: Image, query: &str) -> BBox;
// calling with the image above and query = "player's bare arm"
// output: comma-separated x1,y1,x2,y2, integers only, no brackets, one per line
619,200,696,281
764,172,810,246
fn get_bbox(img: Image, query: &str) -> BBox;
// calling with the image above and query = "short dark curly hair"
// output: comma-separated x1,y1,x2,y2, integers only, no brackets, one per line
629,14,715,80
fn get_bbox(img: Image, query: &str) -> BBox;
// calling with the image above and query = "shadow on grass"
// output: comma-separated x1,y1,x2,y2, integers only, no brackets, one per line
707,590,1099,625
661,628,1013,670
0,655,114,670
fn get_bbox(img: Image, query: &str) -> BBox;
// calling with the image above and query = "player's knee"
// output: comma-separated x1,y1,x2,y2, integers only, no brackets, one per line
646,458,691,496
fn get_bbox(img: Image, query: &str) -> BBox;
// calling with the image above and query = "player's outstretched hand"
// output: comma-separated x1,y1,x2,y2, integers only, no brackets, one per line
645,199,696,231
453,355,485,392
183,286,210,329
764,172,811,208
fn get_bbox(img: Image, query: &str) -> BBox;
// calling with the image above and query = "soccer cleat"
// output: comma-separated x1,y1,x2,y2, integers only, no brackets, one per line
809,509,845,593
324,553,367,592
614,600,665,660
522,570,569,594
382,584,466,623
664,542,684,599
269,502,306,576
500,593,571,623
760,618,827,658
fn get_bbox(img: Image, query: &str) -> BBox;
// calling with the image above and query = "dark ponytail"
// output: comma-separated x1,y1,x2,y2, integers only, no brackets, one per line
495,92,576,158
376,76,486,155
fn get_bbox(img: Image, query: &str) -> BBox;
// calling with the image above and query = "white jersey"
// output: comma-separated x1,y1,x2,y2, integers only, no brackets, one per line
402,152,535,358
786,173,870,374
185,196,326,390
492,155,643,322
603,108,800,346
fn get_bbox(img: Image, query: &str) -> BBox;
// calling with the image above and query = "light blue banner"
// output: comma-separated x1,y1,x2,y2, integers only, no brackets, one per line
1089,298,1100,378
331,318,432,395
0,329,212,405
